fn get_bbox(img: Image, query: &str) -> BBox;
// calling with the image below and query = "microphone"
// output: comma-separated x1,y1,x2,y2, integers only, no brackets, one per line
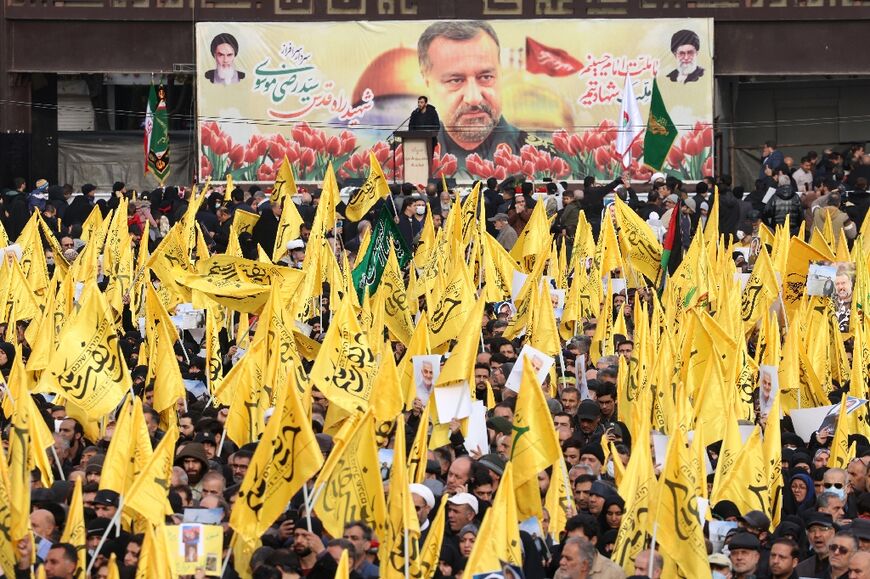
388,113,413,146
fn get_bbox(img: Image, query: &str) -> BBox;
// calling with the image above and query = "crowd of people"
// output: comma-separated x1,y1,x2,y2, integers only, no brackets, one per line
2,140,870,579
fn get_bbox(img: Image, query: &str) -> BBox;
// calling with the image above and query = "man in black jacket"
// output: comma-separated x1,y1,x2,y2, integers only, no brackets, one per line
409,96,440,132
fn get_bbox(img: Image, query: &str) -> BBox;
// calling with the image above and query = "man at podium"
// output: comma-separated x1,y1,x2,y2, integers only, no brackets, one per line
409,96,440,132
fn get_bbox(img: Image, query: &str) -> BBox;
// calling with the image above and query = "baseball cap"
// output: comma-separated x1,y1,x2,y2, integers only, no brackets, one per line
194,432,217,446
708,553,732,569
728,532,761,551
487,213,510,222
477,454,506,477
93,489,120,508
447,493,479,515
804,511,836,529
577,399,601,420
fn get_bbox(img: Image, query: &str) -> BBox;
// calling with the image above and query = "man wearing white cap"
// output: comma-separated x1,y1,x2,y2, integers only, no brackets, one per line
446,492,478,535
410,483,435,536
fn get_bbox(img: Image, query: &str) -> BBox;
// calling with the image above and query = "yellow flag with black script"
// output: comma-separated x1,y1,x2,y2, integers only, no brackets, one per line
135,521,176,579
308,298,377,414
544,458,575,543
829,395,853,469
346,151,391,222
272,196,305,262
613,195,662,282
428,261,475,349
100,396,153,495
764,392,783,528
205,307,224,396
655,426,710,579
38,284,129,419
313,410,387,538
419,497,446,579
715,425,769,516
124,426,179,526
232,381,323,539
377,245,414,345
232,209,260,237
407,402,432,484
462,462,521,578
271,155,298,205
612,395,656,574
741,245,779,333
147,224,193,302
223,336,270,445
61,478,86,577
436,293,486,386
4,351,53,486
144,284,186,414
7,365,32,547
482,232,515,303
0,444,19,579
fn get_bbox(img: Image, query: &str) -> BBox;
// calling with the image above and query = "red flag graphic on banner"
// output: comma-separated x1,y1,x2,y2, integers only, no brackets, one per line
525,37,584,77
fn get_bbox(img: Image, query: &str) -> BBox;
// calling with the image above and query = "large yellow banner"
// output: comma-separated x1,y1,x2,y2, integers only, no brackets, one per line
196,20,713,183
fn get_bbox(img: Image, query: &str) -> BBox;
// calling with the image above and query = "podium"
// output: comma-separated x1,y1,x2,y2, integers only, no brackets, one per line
395,130,437,185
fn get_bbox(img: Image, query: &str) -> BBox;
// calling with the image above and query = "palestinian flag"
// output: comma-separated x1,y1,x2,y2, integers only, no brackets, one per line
658,198,681,290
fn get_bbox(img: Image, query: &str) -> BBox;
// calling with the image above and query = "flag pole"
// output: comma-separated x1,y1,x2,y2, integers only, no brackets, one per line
50,446,66,481
647,522,658,576
221,534,236,576
217,422,228,457
86,502,124,576
404,527,410,579
302,483,314,532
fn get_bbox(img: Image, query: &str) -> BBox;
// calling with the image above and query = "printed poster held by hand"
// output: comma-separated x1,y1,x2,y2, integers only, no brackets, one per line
505,344,555,393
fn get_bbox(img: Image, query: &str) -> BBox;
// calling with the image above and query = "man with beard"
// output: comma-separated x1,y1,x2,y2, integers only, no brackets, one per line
173,442,211,501
417,21,527,179
834,267,854,332
666,29,705,84
291,520,326,575
205,33,246,85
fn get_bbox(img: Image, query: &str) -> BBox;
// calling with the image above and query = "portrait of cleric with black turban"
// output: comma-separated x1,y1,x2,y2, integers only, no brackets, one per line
666,29,704,84
205,33,246,85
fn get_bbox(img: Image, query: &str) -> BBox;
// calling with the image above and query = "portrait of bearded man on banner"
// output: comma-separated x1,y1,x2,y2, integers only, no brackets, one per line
206,33,246,85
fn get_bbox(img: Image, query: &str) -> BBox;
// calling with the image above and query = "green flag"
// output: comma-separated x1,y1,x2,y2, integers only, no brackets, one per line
642,78,678,172
145,84,171,186
352,204,412,301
